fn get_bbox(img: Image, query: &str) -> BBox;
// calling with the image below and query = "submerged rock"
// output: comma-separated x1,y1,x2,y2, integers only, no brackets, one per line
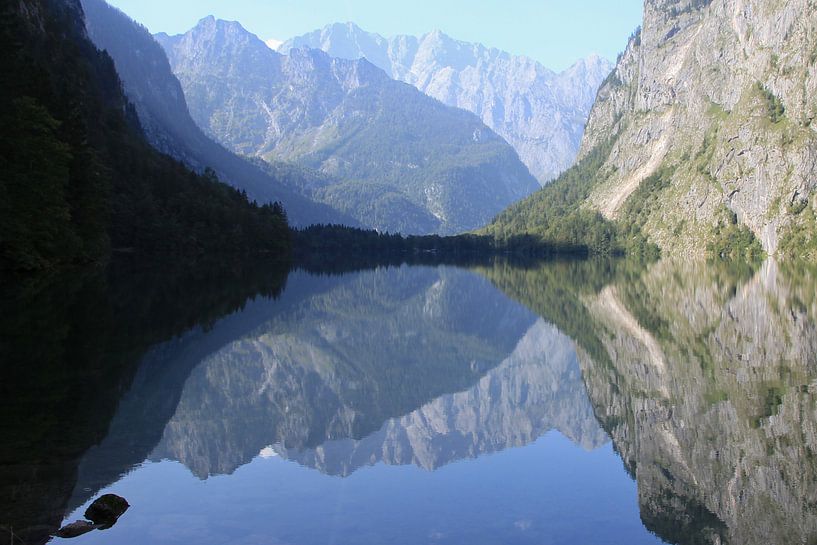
84,494,130,526
52,494,129,539
55,520,98,538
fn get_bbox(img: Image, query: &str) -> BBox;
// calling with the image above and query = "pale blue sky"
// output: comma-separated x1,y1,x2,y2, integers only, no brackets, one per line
106,0,643,71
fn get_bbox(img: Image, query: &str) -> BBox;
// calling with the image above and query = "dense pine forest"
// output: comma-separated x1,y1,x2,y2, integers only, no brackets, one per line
0,0,290,271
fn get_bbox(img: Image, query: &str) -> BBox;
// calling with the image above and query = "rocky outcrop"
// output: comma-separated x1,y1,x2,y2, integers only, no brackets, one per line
578,259,817,543
156,18,539,234
580,0,817,257
281,23,613,184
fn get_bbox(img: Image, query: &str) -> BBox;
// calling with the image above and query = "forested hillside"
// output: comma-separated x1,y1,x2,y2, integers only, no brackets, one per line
0,0,290,271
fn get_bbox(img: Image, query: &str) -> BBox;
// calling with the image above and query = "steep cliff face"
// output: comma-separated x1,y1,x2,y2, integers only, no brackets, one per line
156,18,539,235
578,259,817,543
581,0,817,257
281,23,613,184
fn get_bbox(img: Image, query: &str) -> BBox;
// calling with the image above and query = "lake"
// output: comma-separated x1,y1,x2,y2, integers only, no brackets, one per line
2,258,816,544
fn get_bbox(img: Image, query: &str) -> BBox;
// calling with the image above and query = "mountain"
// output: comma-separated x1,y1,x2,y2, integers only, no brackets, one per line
0,0,289,270
156,18,540,235
79,0,355,227
493,0,817,259
281,23,614,184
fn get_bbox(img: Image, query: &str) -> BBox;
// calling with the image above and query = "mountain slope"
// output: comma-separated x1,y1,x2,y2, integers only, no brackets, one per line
488,0,817,260
156,18,540,235
0,0,289,270
79,0,354,227
578,0,817,258
281,23,613,184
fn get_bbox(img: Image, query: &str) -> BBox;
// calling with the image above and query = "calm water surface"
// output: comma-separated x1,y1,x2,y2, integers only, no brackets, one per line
2,258,816,544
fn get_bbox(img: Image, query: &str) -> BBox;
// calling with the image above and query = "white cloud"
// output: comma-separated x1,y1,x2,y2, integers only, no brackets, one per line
265,38,283,50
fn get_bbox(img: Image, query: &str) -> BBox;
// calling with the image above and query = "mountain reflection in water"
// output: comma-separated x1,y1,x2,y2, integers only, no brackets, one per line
1,257,816,544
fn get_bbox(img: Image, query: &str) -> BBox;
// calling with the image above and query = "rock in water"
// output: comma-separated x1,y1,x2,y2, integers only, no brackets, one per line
84,494,130,525
55,520,98,538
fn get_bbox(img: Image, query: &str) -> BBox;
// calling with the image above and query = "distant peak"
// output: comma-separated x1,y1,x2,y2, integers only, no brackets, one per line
563,53,614,75
193,16,247,32
585,53,613,67
320,21,370,37
422,28,455,45
185,16,265,44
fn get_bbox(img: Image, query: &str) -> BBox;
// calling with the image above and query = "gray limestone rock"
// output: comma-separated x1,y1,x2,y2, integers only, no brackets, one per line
580,0,817,257
282,23,614,185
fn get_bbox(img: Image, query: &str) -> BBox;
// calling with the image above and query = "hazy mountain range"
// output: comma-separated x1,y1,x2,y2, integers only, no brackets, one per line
281,23,613,184
76,4,619,237
279,23,613,184
156,17,540,235
80,0,355,227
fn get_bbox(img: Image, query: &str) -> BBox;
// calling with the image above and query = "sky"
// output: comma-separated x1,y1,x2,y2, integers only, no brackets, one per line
105,0,643,71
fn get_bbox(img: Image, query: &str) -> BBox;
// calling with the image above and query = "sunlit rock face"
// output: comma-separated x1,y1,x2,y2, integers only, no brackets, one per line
580,0,817,257
281,23,613,185
150,267,543,478
578,259,817,544
274,319,608,476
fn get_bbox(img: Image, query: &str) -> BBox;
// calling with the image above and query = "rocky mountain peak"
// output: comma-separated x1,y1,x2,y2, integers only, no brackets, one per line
282,23,613,183
157,18,539,234
84,0,356,226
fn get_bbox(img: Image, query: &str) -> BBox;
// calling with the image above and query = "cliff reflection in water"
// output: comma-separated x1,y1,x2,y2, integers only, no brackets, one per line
538,259,817,545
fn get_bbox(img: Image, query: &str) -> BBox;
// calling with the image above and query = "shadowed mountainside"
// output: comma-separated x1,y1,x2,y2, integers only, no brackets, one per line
79,0,355,227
